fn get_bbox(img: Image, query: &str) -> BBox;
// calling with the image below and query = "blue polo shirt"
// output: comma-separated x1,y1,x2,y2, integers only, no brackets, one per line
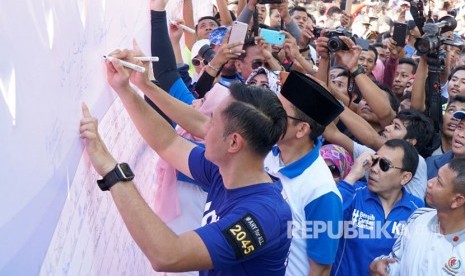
189,147,292,275
331,181,424,276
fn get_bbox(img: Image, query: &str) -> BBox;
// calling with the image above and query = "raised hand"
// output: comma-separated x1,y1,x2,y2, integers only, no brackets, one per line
283,31,300,61
298,21,315,49
209,28,244,68
169,19,185,43
340,11,352,29
129,39,151,88
369,258,396,276
104,49,134,91
315,30,330,60
79,103,116,177
386,38,405,60
334,36,362,72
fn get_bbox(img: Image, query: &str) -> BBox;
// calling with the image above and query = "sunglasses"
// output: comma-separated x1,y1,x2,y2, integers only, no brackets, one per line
328,164,340,178
372,157,406,172
192,57,208,67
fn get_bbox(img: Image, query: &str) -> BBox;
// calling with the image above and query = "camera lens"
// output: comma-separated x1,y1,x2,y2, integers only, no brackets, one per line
415,39,430,55
198,44,216,63
328,38,343,52
414,36,440,55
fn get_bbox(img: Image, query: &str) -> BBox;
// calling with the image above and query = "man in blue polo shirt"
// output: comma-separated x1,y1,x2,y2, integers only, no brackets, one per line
81,48,292,275
331,139,424,276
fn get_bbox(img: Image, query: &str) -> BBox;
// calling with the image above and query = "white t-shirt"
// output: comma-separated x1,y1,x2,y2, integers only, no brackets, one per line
379,208,465,275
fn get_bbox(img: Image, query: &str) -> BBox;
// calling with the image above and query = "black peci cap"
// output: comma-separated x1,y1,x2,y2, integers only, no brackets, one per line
280,71,344,126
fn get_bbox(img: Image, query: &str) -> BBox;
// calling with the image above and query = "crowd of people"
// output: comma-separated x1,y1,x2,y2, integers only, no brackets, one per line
79,0,465,275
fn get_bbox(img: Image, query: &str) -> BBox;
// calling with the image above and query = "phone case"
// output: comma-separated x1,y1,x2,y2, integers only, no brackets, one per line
259,29,285,46
229,21,249,52
393,22,408,47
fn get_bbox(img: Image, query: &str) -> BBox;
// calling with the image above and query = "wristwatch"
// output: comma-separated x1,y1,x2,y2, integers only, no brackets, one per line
97,163,135,191
350,65,366,78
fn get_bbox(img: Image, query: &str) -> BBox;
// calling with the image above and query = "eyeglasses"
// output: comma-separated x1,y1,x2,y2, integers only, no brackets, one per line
372,157,406,172
251,60,265,70
192,57,208,67
328,164,340,178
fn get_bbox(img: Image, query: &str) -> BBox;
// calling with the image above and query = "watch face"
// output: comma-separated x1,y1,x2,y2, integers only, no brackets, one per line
117,163,135,180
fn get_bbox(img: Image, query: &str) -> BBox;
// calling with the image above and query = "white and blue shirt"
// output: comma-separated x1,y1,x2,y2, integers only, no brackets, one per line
264,141,343,275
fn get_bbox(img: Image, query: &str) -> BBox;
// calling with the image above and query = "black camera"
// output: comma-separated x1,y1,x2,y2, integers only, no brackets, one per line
414,16,457,55
198,44,216,63
326,28,353,52
312,27,323,38
258,0,282,3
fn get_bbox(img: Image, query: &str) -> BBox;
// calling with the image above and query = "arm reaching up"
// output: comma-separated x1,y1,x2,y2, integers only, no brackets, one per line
79,103,213,272
104,49,196,179
336,37,396,128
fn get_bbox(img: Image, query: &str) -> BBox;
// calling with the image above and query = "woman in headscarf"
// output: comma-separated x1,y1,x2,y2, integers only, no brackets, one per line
245,66,281,94
320,144,354,183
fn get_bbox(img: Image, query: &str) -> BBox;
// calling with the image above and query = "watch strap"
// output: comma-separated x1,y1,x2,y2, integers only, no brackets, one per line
350,65,365,79
97,163,134,191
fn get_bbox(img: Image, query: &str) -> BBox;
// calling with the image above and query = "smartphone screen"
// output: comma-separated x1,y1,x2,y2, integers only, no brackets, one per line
393,22,408,47
228,21,249,52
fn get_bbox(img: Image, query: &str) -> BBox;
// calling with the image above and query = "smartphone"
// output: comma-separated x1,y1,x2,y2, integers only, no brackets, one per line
259,28,285,46
392,22,408,47
229,21,249,52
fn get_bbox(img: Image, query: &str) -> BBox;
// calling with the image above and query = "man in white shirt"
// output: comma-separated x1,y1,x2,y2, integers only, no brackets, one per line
370,158,465,275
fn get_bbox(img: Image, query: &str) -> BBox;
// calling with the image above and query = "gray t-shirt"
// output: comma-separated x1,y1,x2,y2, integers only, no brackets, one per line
353,142,427,200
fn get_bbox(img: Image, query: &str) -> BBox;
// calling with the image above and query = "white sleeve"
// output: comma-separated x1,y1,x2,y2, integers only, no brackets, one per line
375,208,435,275
352,141,375,160
404,155,427,200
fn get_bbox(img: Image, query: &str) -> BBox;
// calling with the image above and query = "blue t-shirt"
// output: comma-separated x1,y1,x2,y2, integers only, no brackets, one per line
331,181,424,276
189,147,292,275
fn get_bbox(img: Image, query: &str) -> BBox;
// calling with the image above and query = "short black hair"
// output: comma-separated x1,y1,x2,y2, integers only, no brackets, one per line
290,6,308,17
364,45,378,62
396,109,435,154
448,158,465,195
223,83,288,157
326,6,342,17
447,95,465,107
237,38,257,60
195,16,220,31
214,10,236,22
399,57,418,74
384,139,419,175
448,65,465,81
